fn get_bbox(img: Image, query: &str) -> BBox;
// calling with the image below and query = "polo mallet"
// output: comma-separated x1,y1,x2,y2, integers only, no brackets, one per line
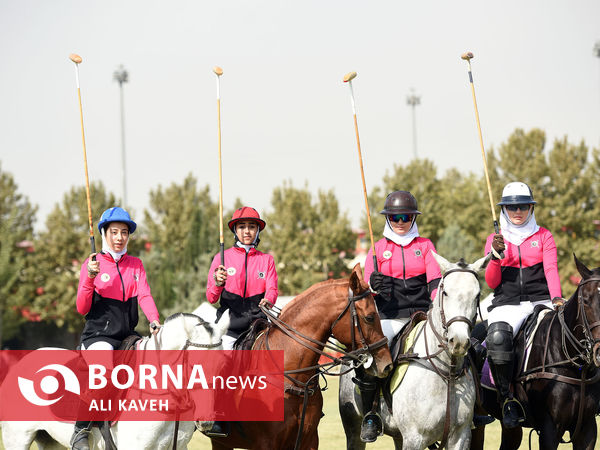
343,72,378,271
213,66,225,265
70,53,96,257
461,52,504,258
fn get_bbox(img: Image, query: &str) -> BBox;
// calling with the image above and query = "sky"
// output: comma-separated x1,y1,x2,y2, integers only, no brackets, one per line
1,1,599,232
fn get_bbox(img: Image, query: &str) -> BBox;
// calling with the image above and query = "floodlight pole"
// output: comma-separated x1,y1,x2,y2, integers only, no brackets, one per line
406,89,421,159
113,65,129,207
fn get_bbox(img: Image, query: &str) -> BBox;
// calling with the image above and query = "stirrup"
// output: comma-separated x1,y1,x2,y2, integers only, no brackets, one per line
501,398,525,429
360,412,383,443
472,414,495,428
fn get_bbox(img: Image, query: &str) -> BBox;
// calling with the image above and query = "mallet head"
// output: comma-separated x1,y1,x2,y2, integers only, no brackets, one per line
69,53,82,64
213,66,223,76
343,71,357,83
461,52,474,61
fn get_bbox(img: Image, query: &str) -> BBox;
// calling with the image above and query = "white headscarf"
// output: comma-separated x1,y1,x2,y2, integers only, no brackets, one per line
499,207,540,246
101,228,128,262
383,218,420,247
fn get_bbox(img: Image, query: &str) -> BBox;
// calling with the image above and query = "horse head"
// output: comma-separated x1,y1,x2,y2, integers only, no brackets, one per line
430,252,491,357
158,309,229,351
572,254,600,367
331,264,393,378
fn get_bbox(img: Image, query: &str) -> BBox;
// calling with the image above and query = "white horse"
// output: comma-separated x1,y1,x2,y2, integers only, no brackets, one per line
339,252,491,450
1,304,229,450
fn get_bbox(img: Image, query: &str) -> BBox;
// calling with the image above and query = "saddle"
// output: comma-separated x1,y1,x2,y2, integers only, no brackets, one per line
381,311,428,410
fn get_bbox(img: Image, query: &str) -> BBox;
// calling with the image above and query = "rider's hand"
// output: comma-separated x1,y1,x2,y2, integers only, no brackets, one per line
259,298,272,309
150,320,161,335
491,234,505,260
213,265,227,287
369,271,385,292
87,254,100,278
552,297,565,309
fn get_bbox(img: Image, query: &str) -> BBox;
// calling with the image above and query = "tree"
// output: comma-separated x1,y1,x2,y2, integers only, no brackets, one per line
31,182,117,336
262,181,355,295
0,162,37,347
142,174,219,313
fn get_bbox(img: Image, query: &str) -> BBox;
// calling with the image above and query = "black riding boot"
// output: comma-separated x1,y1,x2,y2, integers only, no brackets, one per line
70,421,92,450
486,321,525,429
352,369,382,443
205,420,230,437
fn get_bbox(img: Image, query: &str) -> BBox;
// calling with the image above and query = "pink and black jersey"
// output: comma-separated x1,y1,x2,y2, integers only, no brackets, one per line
484,227,561,310
364,237,441,319
77,252,159,348
207,246,278,338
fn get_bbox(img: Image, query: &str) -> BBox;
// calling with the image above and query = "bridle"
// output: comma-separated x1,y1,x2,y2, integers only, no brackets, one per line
419,266,480,450
260,284,388,450
426,267,480,360
572,276,600,366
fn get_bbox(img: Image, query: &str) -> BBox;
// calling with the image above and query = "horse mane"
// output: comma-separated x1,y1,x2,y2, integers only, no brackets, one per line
456,258,468,269
281,277,349,318
164,312,213,334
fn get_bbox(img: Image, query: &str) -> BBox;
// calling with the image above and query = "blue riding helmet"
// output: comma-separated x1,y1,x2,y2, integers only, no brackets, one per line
97,207,137,233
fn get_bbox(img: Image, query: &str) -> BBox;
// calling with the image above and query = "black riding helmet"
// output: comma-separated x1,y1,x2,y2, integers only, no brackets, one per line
380,191,421,215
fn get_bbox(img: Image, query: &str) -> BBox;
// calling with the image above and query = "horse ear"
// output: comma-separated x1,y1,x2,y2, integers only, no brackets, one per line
574,253,593,280
471,252,492,272
349,263,363,293
430,251,452,274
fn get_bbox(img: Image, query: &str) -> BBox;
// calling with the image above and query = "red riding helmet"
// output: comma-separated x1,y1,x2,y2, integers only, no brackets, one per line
228,207,266,232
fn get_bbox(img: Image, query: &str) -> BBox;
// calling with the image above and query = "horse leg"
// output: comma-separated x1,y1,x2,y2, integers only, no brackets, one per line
470,425,485,450
339,373,366,450
571,417,598,450
499,425,522,450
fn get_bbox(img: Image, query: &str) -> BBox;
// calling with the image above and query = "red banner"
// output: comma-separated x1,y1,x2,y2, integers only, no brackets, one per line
0,350,284,421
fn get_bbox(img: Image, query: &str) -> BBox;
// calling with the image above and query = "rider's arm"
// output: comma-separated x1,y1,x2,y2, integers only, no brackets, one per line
484,233,502,289
424,241,441,300
263,255,278,305
206,253,224,304
541,229,562,299
137,261,160,323
76,257,94,315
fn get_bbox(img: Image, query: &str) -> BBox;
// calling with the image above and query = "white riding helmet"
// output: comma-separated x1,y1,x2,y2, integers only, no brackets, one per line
497,182,536,206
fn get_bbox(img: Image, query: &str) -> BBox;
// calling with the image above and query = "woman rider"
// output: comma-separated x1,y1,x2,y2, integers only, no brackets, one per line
71,207,161,450
205,207,278,437
359,190,441,443
484,181,562,428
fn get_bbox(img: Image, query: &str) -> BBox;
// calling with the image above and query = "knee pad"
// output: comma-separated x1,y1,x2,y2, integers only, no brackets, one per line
485,321,514,364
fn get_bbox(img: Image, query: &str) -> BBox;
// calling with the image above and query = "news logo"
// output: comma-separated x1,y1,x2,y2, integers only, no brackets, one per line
18,364,80,406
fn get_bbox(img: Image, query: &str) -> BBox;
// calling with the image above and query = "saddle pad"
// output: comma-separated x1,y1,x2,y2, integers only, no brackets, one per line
389,321,425,394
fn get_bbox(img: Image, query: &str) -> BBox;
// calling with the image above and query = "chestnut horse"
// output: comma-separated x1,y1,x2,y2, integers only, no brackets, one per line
472,255,600,450
205,263,393,450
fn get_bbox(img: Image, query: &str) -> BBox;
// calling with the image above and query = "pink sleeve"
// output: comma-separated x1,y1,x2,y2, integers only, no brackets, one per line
206,254,224,304
137,261,160,323
542,231,562,298
264,256,278,305
364,247,375,284
424,241,441,300
76,258,95,315
484,233,502,289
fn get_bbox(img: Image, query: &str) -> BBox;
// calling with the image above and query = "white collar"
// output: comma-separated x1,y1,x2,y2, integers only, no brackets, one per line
382,219,419,246
499,208,540,246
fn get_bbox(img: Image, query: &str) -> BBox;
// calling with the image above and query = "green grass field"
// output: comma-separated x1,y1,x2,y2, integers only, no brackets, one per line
0,376,593,449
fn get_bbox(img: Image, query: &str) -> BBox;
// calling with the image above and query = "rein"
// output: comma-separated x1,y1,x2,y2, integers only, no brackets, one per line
516,276,600,444
259,285,387,450
140,317,222,450
414,266,479,449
